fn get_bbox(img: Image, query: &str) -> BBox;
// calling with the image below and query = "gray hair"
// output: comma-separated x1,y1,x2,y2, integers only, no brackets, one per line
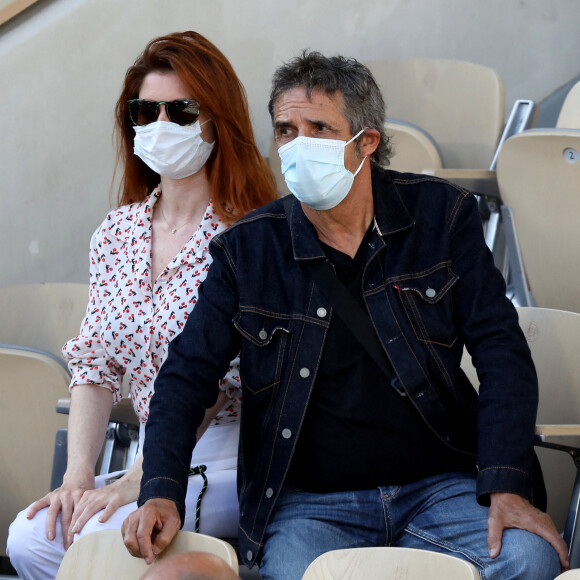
268,50,392,166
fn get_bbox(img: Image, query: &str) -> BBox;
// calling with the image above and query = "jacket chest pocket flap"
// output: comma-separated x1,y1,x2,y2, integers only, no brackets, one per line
393,266,459,347
234,311,292,394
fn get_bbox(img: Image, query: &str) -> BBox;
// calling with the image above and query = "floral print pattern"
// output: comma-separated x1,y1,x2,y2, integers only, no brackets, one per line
63,186,241,424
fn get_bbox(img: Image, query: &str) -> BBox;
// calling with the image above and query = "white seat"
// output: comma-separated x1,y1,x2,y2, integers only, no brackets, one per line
461,307,580,568
384,119,443,173
0,346,70,556
365,58,505,170
55,529,238,579
557,80,580,129
496,129,580,312
302,546,480,579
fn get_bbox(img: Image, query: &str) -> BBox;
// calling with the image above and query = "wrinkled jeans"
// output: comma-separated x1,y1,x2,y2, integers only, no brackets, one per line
259,472,561,580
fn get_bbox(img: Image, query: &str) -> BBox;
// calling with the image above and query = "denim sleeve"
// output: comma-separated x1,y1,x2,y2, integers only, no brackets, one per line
449,192,538,504
138,239,242,521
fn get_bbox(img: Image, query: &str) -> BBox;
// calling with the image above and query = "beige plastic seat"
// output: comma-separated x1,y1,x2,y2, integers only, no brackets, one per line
384,119,443,174
557,80,580,129
0,346,70,555
0,282,88,357
301,546,480,579
461,307,580,568
364,58,505,170
55,529,238,579
496,129,580,313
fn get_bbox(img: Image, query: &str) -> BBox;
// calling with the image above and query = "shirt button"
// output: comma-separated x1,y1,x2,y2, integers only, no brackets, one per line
247,550,253,560
266,488,274,498
282,428,292,439
258,329,268,340
299,367,310,378
425,288,437,298
316,307,327,318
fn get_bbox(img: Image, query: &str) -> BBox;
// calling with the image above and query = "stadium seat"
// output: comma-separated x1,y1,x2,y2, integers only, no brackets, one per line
301,546,480,579
0,346,70,556
557,80,580,129
495,129,580,312
55,529,238,579
462,307,580,568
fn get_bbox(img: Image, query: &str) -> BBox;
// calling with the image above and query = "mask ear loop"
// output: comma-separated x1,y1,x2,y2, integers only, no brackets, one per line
346,127,369,177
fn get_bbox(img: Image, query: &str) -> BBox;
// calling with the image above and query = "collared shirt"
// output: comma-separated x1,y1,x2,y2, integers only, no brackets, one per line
62,186,241,423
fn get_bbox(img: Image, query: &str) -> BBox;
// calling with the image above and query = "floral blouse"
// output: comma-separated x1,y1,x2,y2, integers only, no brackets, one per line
62,186,241,424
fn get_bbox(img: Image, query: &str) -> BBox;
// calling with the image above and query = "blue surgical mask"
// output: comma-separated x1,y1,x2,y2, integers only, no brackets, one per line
278,128,367,210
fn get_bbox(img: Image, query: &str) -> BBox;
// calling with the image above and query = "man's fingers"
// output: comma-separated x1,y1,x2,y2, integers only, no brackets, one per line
151,517,180,556
486,511,503,559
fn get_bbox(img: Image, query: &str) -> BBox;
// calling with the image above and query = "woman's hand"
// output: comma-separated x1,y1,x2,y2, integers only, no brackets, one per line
26,467,95,549
67,457,143,546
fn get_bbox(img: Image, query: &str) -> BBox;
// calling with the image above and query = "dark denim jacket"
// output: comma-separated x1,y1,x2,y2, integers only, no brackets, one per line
139,166,538,567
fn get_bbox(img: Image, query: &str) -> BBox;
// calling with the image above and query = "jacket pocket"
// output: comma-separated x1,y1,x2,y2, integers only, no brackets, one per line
392,264,459,347
233,310,292,394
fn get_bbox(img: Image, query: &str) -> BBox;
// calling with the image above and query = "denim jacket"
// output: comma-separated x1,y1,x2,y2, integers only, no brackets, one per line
139,166,538,567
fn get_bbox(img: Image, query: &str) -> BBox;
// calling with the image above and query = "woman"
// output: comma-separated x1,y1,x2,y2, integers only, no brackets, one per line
7,30,277,579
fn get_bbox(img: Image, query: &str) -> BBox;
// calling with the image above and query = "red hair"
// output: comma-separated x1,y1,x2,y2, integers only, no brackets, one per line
114,31,277,221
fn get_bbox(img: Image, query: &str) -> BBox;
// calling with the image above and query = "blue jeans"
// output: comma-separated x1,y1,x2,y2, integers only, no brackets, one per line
259,472,560,580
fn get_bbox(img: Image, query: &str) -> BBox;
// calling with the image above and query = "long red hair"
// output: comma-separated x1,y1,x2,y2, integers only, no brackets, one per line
114,31,277,221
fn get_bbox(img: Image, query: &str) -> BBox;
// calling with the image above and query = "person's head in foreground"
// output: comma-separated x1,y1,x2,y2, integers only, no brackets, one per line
139,550,239,580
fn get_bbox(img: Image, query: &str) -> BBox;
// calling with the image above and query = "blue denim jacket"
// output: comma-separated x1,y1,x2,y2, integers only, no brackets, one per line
139,166,538,567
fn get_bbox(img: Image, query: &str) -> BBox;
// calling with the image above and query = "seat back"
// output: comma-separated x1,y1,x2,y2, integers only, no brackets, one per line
496,129,580,313
518,307,580,530
0,346,70,555
461,307,580,531
364,58,505,170
55,529,238,579
302,546,480,579
384,119,443,173
0,283,88,357
557,80,580,128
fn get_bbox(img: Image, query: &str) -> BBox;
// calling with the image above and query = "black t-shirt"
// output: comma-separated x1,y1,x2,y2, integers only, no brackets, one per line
285,227,475,492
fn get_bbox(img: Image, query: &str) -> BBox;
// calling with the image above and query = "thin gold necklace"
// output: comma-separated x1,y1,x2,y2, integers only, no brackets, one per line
158,203,191,235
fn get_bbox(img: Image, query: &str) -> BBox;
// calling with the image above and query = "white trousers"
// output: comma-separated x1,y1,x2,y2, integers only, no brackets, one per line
7,421,240,580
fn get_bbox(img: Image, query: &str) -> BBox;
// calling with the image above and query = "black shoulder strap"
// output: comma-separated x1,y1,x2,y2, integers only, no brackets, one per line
304,259,399,389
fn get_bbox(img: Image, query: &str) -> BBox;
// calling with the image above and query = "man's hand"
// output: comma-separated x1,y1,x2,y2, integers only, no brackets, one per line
121,498,181,564
487,492,569,571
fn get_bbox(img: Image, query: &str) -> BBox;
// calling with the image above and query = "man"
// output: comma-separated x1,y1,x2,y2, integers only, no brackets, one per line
123,51,568,579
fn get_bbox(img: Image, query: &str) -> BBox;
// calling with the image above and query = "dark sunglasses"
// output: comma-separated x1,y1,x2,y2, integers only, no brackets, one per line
128,99,201,126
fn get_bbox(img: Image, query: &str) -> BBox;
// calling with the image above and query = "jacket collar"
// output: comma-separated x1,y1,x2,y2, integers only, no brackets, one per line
285,164,415,260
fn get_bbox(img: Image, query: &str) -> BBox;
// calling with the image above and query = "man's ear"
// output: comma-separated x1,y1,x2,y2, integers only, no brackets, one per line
360,128,381,158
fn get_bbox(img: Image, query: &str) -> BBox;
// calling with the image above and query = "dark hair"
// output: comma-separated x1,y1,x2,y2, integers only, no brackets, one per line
268,50,392,165
114,31,277,221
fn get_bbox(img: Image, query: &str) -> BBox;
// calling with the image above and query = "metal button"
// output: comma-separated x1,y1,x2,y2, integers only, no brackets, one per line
282,428,292,439
258,329,268,340
299,367,310,378
425,288,436,298
266,488,274,498
247,550,253,560
316,307,327,318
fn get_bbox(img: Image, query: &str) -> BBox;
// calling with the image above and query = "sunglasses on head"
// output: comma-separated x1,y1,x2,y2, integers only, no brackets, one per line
128,99,201,126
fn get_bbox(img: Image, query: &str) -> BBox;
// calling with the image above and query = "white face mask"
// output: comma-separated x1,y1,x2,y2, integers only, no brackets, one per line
278,128,367,210
133,120,214,180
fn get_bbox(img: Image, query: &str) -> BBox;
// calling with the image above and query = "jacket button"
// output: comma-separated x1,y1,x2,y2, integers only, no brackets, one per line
316,307,327,318
282,428,292,439
425,288,436,298
266,487,274,498
299,367,310,378
247,550,253,560
259,329,268,340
